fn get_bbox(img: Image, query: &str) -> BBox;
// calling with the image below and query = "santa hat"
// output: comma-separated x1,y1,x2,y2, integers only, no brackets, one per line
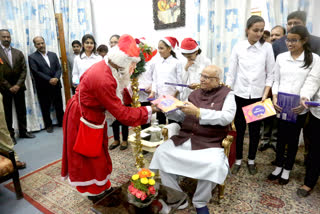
108,34,141,68
161,37,179,48
180,38,199,54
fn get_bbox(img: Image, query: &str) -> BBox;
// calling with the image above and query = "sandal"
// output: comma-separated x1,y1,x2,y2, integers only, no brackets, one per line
16,161,27,169
120,141,128,150
109,140,120,150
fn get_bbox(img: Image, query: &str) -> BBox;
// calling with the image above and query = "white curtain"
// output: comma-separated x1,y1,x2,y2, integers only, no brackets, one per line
53,0,93,56
193,0,251,81
266,0,314,33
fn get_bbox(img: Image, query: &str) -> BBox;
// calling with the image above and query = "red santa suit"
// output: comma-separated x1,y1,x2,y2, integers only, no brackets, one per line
61,35,151,196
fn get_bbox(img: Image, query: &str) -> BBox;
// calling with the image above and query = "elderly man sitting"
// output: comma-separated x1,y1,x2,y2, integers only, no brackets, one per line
150,65,236,214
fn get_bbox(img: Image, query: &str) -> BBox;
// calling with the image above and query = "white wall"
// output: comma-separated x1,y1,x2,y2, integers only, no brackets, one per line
312,0,320,36
91,0,197,48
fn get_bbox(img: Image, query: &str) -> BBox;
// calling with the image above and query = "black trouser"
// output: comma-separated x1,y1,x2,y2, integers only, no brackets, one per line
304,113,320,189
112,120,128,141
156,111,175,125
1,89,27,137
235,96,262,160
37,85,64,128
141,101,151,130
275,114,307,170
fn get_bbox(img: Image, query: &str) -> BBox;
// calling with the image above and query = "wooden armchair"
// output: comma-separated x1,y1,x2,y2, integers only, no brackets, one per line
162,121,236,202
0,144,23,199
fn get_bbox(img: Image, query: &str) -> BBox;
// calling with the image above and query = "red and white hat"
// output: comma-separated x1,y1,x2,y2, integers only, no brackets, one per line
180,38,199,54
161,37,179,48
108,34,141,68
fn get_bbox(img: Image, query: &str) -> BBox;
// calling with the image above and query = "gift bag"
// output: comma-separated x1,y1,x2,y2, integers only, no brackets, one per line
73,88,107,157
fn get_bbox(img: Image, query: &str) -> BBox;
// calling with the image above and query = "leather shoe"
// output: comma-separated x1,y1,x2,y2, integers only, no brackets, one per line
297,188,311,198
20,132,35,138
88,187,114,203
46,126,54,133
231,164,241,174
120,141,128,150
109,140,120,150
267,172,281,181
247,163,257,175
16,161,27,169
278,177,289,185
12,137,17,145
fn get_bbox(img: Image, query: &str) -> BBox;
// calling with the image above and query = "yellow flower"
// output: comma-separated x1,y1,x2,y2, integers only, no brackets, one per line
132,174,139,180
150,171,155,177
148,179,155,185
140,177,149,184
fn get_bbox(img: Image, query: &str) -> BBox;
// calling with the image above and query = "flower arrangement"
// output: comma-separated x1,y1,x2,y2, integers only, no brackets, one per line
128,168,157,204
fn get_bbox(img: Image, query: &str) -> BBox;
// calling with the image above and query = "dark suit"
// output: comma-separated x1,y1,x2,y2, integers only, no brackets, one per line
0,45,28,137
28,51,64,128
273,35,320,59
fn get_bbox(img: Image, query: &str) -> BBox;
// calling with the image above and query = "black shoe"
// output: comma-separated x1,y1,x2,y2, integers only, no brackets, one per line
267,172,281,181
278,177,289,185
20,132,35,138
46,126,54,133
109,140,120,150
231,164,241,174
88,187,114,203
247,163,257,175
297,188,311,198
196,206,209,214
12,137,17,145
258,143,270,152
119,141,128,150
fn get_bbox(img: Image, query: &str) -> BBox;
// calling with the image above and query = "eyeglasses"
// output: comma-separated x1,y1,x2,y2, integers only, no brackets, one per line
285,39,300,44
200,74,218,81
287,21,303,27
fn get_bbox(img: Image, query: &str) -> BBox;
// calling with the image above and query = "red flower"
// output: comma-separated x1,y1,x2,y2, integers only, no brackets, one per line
141,192,147,201
129,184,138,195
143,49,157,62
148,186,156,195
0,58,3,65
135,190,143,199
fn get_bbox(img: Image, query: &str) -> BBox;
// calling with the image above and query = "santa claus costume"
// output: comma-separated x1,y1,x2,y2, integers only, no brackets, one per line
61,35,152,198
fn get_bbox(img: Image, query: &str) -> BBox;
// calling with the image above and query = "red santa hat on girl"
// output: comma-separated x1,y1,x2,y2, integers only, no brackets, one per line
161,37,179,48
108,34,141,68
180,38,199,54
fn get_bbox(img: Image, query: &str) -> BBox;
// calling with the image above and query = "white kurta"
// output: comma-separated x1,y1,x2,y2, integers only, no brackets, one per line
180,55,211,101
138,61,154,102
72,53,102,84
150,91,236,184
151,55,183,97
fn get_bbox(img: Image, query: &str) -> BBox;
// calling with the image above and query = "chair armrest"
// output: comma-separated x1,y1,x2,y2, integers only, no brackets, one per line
0,144,17,169
221,135,233,157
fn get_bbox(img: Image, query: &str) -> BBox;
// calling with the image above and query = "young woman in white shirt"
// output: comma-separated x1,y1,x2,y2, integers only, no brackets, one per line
297,60,320,197
268,25,319,185
226,15,275,175
72,34,102,85
148,37,183,124
180,38,211,101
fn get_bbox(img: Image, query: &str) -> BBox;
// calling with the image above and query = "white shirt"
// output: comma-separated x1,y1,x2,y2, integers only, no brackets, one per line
72,53,102,84
180,55,211,101
226,40,275,99
151,55,183,97
272,51,319,115
300,58,320,119
39,51,50,67
138,61,154,102
0,43,12,66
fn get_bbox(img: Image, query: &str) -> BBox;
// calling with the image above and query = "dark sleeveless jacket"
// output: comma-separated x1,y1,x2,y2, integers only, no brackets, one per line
171,86,231,150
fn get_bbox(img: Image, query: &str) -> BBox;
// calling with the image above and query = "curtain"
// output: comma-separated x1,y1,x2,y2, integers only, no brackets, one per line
193,0,251,81
266,0,314,33
53,0,93,56
0,0,60,131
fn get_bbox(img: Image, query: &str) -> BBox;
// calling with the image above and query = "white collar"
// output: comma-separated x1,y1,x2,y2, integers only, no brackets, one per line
286,51,305,62
80,52,97,59
0,43,11,51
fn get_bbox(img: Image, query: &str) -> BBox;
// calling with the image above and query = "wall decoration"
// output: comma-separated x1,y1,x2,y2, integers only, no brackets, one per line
153,0,185,30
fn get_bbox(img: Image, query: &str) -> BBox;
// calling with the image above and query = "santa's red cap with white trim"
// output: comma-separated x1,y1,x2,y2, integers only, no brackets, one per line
180,38,199,54
161,37,179,48
108,34,141,68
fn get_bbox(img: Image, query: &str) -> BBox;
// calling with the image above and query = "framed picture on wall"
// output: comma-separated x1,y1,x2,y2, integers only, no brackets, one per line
153,0,185,30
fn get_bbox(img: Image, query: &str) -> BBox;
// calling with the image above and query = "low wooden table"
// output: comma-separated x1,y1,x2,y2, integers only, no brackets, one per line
91,181,187,214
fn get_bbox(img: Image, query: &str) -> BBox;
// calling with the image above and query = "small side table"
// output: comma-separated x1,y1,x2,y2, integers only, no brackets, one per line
91,181,187,214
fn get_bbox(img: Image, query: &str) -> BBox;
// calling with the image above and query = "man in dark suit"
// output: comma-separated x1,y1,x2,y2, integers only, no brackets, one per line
273,11,320,59
0,29,35,144
28,36,64,133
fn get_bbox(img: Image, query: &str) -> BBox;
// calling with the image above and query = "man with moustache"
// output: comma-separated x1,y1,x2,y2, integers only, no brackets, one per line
270,25,286,43
0,29,35,144
28,36,64,133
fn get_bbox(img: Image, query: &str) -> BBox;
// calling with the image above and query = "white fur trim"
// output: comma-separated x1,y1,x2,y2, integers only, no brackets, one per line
108,45,140,68
162,38,172,47
67,174,111,187
180,46,199,54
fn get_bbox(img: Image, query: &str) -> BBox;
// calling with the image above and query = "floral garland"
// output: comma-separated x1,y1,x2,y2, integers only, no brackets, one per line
130,43,157,79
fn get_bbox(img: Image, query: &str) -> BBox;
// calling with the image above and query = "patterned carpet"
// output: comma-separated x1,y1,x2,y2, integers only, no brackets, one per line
5,137,320,214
